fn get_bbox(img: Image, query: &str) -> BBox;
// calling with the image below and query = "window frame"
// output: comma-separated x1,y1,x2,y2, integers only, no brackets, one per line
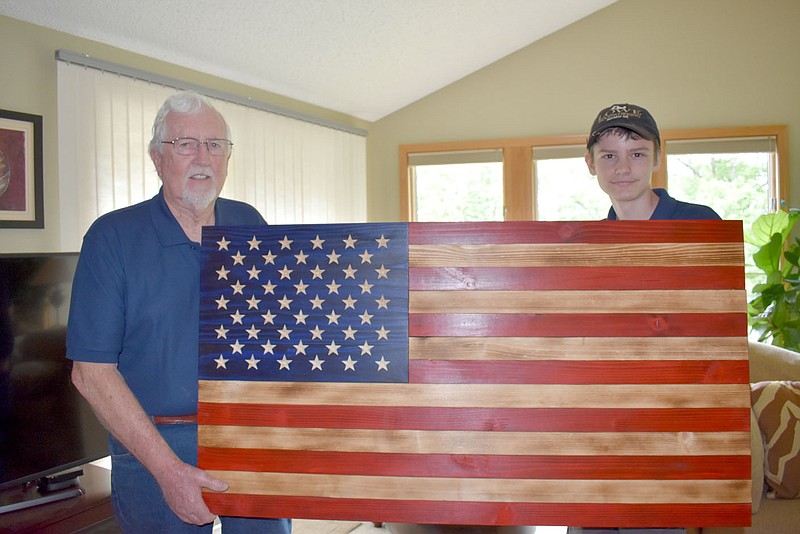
399,126,789,222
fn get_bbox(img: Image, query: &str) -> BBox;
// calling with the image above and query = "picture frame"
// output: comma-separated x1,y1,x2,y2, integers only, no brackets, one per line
0,109,43,228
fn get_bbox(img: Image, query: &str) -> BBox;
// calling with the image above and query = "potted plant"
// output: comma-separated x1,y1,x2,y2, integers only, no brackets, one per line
747,210,800,350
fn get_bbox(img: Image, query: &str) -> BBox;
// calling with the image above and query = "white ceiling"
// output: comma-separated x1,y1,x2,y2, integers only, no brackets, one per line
0,0,616,121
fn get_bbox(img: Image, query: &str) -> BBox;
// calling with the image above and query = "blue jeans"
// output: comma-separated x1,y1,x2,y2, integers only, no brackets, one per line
109,423,291,534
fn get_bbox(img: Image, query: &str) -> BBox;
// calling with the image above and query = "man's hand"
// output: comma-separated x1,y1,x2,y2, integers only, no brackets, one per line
157,461,229,525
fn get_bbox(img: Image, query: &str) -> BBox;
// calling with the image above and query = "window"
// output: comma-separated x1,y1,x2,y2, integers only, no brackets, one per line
408,150,503,222
532,145,607,221
401,127,788,228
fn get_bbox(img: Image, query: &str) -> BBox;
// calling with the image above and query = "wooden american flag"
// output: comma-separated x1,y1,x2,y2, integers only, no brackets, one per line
197,220,751,528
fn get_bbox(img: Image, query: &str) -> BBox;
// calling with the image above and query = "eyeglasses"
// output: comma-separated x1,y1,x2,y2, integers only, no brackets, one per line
162,137,233,157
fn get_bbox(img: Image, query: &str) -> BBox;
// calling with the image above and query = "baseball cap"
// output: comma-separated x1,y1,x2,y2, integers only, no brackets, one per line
587,104,660,149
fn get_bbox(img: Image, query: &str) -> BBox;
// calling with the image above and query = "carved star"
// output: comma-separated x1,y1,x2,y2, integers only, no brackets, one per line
262,251,277,265
293,340,308,355
261,310,276,324
278,265,293,279
215,325,229,339
294,280,309,294
343,235,357,249
376,326,390,340
326,310,341,324
293,310,309,324
309,356,324,370
359,250,373,264
310,235,325,249
309,325,325,340
294,250,308,264
359,280,373,294
277,325,293,339
376,295,390,309
342,265,357,279
230,280,245,295
326,250,341,264
375,235,389,248
310,265,325,279
375,265,390,279
342,326,357,340
262,280,277,294
326,280,341,294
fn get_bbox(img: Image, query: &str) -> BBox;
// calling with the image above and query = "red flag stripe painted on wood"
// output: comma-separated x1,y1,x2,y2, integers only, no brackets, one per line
199,448,751,480
198,220,751,528
202,495,751,528
198,404,749,432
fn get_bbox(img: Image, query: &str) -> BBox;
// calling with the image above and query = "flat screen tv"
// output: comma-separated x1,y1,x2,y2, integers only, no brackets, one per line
0,252,109,503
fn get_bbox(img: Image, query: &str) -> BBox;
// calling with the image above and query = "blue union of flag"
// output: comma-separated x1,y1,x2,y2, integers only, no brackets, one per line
199,223,409,383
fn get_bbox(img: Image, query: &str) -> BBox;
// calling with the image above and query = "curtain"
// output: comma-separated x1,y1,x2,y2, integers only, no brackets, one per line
57,61,366,251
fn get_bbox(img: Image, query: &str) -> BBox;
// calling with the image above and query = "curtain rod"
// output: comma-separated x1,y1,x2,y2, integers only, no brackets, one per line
55,49,368,137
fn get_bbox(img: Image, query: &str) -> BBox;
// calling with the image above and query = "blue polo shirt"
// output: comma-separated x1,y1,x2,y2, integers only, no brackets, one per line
66,189,266,416
606,188,721,220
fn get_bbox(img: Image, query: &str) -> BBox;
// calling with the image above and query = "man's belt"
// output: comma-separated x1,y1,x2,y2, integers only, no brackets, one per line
152,414,198,425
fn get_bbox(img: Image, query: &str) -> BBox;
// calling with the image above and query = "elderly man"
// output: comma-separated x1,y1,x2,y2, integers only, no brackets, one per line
67,91,290,533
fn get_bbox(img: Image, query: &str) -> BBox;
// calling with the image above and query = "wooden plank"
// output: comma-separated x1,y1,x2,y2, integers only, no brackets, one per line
409,289,745,313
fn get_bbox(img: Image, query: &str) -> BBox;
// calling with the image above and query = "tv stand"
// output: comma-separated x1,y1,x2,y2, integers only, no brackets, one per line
0,468,84,515
0,462,115,532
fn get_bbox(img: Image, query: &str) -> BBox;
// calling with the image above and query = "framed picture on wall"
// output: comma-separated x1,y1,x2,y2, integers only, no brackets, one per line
0,109,43,228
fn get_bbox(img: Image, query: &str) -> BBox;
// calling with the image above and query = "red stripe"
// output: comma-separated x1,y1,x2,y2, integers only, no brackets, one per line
199,448,750,480
408,313,747,337
409,220,744,244
203,494,751,527
408,359,750,384
409,266,745,290
198,404,749,432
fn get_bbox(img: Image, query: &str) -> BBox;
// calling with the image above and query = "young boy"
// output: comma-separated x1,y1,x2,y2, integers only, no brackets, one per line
585,103,720,221
572,104,718,534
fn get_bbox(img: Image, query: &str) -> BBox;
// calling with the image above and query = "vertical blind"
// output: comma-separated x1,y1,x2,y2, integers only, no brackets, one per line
56,61,366,251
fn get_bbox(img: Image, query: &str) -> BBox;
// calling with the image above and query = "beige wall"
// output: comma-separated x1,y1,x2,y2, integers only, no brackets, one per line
0,15,368,253
367,0,800,221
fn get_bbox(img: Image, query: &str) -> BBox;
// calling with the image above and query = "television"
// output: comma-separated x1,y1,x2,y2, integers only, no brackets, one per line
0,252,109,511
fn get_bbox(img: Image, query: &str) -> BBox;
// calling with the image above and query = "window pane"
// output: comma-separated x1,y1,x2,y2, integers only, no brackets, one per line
666,151,772,296
666,152,770,223
412,162,503,222
534,158,608,221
